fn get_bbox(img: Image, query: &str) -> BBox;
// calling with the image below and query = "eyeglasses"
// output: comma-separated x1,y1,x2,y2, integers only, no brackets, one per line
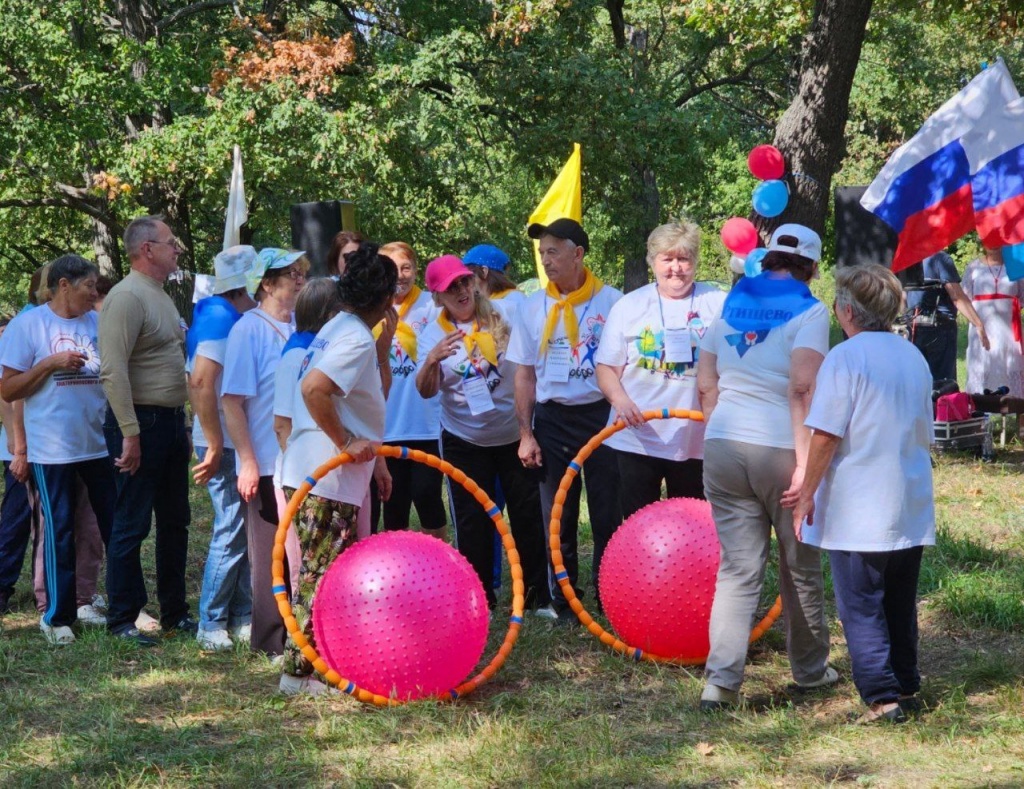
445,277,474,295
280,267,306,281
146,237,184,253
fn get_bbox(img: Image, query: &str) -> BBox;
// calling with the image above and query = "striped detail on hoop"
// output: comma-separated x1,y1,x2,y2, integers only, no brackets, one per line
555,570,569,581
486,505,501,518
568,461,581,473
449,689,460,700
400,446,409,459
271,584,288,596
661,408,670,418
304,476,317,487
343,681,357,695
510,615,524,625
632,648,643,661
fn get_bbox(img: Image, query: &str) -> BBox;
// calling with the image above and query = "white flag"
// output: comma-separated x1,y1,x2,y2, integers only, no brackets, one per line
223,145,247,250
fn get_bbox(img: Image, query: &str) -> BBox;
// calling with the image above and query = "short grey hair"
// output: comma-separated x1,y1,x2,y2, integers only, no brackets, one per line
834,264,903,332
123,215,167,259
646,220,700,267
47,255,99,293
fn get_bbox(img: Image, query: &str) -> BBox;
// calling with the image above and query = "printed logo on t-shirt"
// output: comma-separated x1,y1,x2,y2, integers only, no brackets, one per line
52,332,101,384
390,314,428,379
452,354,503,394
725,329,770,358
633,326,695,379
562,315,606,380
687,312,708,339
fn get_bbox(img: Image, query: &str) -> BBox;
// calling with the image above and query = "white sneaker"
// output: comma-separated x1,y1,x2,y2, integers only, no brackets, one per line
278,673,338,697
197,628,234,651
797,666,840,689
76,604,107,626
135,610,160,632
532,605,559,620
229,623,251,643
40,621,75,645
90,594,108,612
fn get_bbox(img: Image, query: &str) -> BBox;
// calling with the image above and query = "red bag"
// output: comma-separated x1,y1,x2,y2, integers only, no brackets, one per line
935,392,974,422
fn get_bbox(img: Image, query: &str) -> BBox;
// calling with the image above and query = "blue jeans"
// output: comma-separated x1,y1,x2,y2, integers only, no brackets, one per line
0,462,32,601
196,446,250,632
104,405,192,634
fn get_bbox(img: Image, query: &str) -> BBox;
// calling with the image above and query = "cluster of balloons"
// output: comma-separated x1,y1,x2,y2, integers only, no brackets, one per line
721,144,790,277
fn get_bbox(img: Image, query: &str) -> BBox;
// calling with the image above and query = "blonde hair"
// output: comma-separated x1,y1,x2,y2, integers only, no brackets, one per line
379,241,418,269
835,264,903,331
646,220,701,267
432,290,510,354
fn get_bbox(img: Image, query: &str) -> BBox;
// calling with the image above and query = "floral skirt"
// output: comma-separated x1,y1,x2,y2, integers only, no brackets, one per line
281,489,359,678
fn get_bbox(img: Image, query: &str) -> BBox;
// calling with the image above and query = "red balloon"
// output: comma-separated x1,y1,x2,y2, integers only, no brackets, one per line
599,498,720,661
720,217,759,255
748,145,785,180
312,531,490,700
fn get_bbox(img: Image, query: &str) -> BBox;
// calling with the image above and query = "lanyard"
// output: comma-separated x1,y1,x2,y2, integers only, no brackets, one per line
656,286,697,331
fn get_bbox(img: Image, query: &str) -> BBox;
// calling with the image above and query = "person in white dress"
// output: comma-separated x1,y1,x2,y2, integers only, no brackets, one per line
962,246,1024,396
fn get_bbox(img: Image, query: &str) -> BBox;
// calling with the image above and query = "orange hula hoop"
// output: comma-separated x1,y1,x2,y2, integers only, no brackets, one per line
548,408,783,665
272,444,524,706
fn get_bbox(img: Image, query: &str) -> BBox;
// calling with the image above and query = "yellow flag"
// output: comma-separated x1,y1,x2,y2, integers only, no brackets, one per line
528,143,581,287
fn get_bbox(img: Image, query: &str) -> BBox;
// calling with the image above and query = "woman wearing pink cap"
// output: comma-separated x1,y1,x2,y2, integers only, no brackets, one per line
416,256,550,611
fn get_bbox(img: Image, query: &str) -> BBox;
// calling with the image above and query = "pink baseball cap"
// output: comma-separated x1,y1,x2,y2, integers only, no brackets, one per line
425,255,474,293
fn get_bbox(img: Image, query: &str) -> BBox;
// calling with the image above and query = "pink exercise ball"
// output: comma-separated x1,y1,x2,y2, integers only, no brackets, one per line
311,531,490,700
598,497,720,661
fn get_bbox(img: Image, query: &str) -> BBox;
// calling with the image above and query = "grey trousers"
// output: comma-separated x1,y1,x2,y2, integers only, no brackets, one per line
702,438,830,691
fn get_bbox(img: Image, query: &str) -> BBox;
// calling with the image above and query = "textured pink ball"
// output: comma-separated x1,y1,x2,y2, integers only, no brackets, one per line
598,497,720,661
311,531,489,700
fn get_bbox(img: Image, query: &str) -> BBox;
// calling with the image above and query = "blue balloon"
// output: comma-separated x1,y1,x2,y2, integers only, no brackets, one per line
744,248,768,278
752,179,789,218
1004,242,1024,282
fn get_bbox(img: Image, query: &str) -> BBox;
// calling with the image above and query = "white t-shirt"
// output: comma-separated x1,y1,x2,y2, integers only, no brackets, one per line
220,308,293,476
506,279,623,405
596,282,726,460
490,288,527,321
0,329,13,463
187,335,233,451
802,332,936,551
280,312,385,505
271,343,310,486
417,302,518,447
701,301,830,449
385,289,441,442
0,305,107,463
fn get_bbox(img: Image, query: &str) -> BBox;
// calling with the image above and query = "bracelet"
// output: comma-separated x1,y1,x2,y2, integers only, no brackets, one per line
341,435,353,454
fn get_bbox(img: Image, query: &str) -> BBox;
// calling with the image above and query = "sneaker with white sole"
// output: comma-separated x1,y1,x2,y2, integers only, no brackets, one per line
532,605,559,620
135,610,160,632
76,604,107,626
796,666,840,689
90,594,108,612
229,623,251,643
40,621,75,645
197,628,234,651
700,683,741,712
278,673,338,697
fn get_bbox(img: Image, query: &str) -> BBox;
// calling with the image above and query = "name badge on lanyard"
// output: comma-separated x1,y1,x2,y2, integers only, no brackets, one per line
663,327,693,364
462,373,495,415
544,343,572,382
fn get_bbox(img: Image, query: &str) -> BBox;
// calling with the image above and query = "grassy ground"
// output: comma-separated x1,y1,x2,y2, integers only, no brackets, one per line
2,445,1024,788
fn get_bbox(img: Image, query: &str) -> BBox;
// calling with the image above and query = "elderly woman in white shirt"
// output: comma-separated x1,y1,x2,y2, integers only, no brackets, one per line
792,264,934,724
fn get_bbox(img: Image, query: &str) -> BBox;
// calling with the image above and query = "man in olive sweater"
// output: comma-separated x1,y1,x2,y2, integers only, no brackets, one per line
99,215,195,645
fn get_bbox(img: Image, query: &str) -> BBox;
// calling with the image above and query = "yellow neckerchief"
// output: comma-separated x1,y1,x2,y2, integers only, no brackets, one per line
386,285,421,361
540,267,602,355
437,311,498,367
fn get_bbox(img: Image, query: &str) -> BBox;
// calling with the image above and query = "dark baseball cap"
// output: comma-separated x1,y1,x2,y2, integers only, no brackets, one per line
527,218,589,253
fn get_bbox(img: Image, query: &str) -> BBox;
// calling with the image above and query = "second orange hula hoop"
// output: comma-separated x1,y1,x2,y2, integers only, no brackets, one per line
272,444,525,706
549,408,784,666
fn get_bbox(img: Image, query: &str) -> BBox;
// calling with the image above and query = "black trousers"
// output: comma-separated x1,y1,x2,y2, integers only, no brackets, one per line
370,438,447,533
616,449,705,519
534,399,622,614
440,430,550,610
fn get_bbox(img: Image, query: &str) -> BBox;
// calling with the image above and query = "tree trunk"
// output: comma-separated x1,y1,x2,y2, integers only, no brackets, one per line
623,163,660,293
90,216,123,278
759,0,874,240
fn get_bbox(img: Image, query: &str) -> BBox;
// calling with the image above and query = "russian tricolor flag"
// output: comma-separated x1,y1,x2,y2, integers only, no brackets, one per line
861,60,1020,272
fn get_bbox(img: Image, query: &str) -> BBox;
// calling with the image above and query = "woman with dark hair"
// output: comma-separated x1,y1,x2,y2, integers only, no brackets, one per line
326,230,365,278
278,243,398,695
696,224,836,710
0,255,116,644
221,248,306,655
416,255,549,611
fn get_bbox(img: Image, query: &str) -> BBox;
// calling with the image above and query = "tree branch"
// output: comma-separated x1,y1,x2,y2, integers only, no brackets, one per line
606,0,626,49
673,49,778,108
157,0,235,32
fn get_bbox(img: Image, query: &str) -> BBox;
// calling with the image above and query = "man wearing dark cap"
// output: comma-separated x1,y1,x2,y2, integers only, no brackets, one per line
507,218,623,621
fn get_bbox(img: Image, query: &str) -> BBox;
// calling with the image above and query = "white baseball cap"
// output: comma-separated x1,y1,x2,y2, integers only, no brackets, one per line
212,245,257,295
767,224,822,262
